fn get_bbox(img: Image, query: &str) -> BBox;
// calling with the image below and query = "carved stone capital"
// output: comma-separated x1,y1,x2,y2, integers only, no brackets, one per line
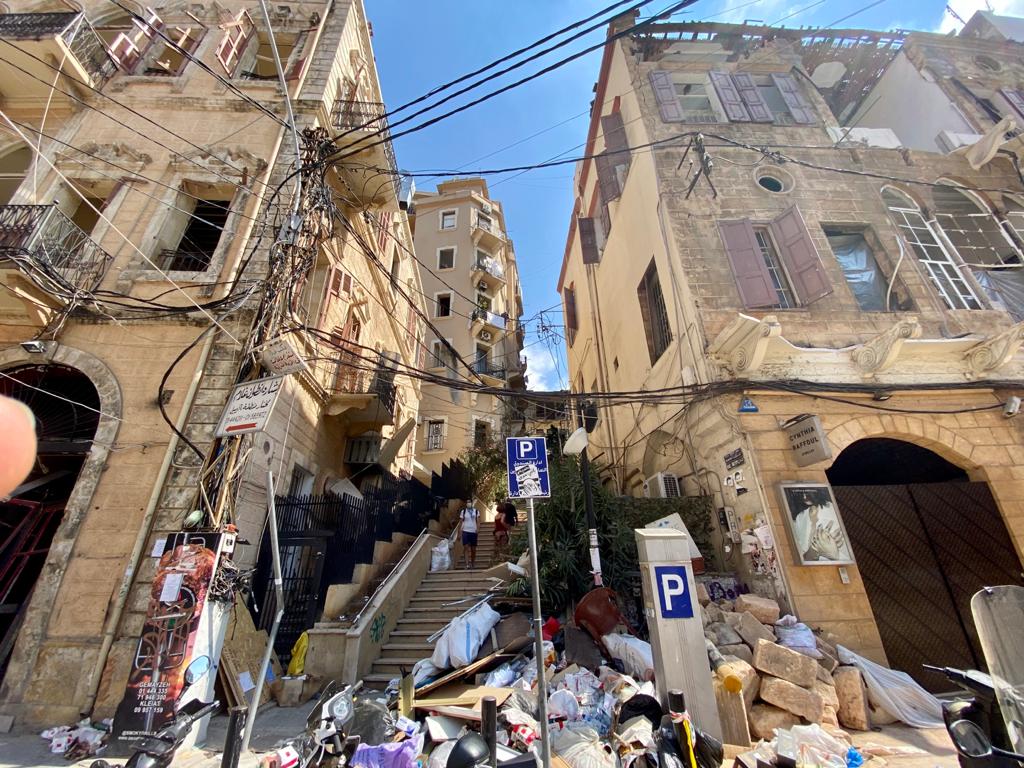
170,146,268,180
964,321,1024,378
55,142,153,174
851,318,921,376
709,313,782,374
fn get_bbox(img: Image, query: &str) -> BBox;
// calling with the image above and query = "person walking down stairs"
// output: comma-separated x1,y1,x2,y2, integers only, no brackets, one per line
460,499,480,569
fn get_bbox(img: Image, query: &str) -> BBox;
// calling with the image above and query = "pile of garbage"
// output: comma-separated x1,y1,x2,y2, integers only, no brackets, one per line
40,717,111,760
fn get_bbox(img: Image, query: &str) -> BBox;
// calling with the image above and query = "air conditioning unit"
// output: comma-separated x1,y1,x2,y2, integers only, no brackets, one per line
477,280,489,292
480,201,492,215
643,472,681,499
479,330,493,342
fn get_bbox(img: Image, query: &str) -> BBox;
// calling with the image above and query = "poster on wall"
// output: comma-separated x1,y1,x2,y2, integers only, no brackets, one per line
779,483,855,566
110,532,225,750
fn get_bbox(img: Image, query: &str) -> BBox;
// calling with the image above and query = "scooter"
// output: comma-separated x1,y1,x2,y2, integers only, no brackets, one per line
950,720,1024,766
267,681,361,768
927,665,1016,768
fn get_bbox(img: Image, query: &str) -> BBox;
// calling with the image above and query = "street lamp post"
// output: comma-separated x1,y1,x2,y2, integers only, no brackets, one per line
564,399,601,587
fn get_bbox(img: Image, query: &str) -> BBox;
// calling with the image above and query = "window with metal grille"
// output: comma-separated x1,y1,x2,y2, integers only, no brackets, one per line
636,259,672,364
753,227,797,309
932,184,1020,267
160,198,230,272
425,420,445,451
883,188,981,310
473,418,491,448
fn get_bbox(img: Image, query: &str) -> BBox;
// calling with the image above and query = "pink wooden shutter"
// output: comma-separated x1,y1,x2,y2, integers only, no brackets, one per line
1000,88,1024,119
579,217,600,264
771,73,816,124
648,70,685,122
108,34,142,70
594,152,621,202
216,10,254,75
710,71,751,122
731,73,773,123
284,30,309,80
718,219,778,308
769,206,832,304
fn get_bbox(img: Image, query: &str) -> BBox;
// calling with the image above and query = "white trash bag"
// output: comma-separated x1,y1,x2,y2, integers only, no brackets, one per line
602,633,654,680
432,603,501,670
838,645,943,728
431,539,452,572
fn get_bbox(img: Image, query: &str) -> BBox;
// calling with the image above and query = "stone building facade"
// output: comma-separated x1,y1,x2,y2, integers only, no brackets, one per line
410,178,525,479
0,0,425,726
559,13,1024,686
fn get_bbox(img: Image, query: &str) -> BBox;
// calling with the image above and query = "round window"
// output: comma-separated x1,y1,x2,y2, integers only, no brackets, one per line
757,175,784,193
975,54,1000,72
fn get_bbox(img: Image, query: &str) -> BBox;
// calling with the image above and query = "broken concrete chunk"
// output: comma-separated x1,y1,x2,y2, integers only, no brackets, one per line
812,678,840,710
720,645,753,665
815,664,835,686
702,602,723,627
736,611,776,648
696,581,711,606
722,611,743,629
748,704,799,741
833,665,871,731
752,639,817,688
734,594,781,624
759,675,825,722
717,599,735,612
706,622,743,647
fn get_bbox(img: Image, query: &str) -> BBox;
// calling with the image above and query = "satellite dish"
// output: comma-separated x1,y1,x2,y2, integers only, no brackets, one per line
563,427,589,457
377,418,416,468
811,61,846,89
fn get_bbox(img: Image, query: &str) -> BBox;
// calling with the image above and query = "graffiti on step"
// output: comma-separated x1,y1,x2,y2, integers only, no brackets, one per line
370,613,387,643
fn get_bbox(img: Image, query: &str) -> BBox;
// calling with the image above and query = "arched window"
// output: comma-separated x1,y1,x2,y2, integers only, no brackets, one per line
882,187,982,310
932,183,1020,266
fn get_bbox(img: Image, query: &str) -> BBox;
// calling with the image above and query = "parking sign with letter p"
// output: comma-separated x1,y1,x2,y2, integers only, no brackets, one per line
654,565,693,619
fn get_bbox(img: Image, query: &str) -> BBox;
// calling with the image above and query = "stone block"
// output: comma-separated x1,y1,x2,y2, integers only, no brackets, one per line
816,664,835,686
696,582,711,606
720,645,753,665
736,611,776,648
822,706,839,727
723,610,743,628
833,666,871,731
748,704,799,741
735,594,781,624
752,639,818,688
706,622,743,647
760,676,824,722
812,679,840,710
702,602,724,627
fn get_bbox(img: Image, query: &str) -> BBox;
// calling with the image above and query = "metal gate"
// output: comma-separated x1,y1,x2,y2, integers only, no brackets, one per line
833,482,1022,690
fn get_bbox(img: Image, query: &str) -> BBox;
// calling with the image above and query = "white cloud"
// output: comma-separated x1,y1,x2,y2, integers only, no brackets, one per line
938,0,1024,32
525,346,564,392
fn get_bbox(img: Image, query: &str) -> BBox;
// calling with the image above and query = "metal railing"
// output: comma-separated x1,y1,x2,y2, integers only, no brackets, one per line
473,256,505,281
473,213,505,241
0,204,113,292
471,307,507,330
60,13,117,85
330,98,400,198
158,249,212,272
472,359,507,379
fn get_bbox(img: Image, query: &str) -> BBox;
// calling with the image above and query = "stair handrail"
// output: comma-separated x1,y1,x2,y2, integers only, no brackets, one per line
347,525,432,629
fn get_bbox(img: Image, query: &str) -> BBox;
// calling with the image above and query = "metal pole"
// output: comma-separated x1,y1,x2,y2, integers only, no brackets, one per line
481,696,497,768
526,497,551,768
221,705,248,768
241,469,285,753
579,447,602,587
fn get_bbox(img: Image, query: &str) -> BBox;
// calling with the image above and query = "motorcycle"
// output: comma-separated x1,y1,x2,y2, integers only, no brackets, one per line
938,585,1024,768
266,681,361,768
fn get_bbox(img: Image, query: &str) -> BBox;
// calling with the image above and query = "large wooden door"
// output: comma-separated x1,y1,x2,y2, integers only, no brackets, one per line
833,481,1021,690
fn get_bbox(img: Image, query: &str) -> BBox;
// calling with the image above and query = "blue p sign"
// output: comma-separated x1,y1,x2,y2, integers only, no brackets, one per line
655,565,693,619
516,439,537,459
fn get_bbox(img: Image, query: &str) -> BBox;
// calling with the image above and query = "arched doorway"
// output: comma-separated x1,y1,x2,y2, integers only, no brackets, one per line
0,364,100,681
827,438,1021,690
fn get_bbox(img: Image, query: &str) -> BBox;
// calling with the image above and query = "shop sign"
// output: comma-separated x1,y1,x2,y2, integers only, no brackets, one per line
215,376,284,437
259,336,308,376
724,448,745,470
782,414,832,467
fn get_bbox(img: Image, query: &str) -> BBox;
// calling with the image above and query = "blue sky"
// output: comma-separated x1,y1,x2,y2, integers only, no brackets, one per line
367,0,1013,389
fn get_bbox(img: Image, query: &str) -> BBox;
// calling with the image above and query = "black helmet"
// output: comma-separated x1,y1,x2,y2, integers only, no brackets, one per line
446,733,490,768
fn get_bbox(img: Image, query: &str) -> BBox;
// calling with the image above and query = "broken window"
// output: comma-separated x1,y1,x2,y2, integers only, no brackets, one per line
139,24,204,76
718,207,832,309
473,418,491,448
430,339,454,370
106,8,162,72
158,196,231,272
825,229,890,311
882,187,981,310
215,9,255,76
435,293,452,318
0,146,31,205
237,29,309,80
649,69,816,125
637,259,672,364
440,209,456,230
932,184,1020,267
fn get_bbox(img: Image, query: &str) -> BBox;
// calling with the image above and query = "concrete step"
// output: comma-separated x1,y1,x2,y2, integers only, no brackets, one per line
395,618,451,632
363,673,395,688
372,657,423,675
381,642,433,653
387,630,434,639
408,595,491,608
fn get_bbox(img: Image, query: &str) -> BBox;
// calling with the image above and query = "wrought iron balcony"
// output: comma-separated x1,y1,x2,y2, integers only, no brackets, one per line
471,255,505,290
472,212,505,249
471,307,508,334
329,98,400,206
472,358,507,383
0,204,113,292
0,13,116,92
323,356,398,431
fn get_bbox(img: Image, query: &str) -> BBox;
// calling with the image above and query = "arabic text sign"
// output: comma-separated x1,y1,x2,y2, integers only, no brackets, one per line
506,436,550,498
215,376,284,437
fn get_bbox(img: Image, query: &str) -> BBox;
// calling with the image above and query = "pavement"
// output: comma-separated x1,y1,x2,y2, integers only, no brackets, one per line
0,706,960,768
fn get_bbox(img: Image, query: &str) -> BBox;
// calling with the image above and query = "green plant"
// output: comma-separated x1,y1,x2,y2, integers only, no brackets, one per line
506,451,712,613
457,442,507,503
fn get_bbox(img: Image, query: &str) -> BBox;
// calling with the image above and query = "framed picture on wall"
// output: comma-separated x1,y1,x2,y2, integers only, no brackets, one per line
779,483,856,566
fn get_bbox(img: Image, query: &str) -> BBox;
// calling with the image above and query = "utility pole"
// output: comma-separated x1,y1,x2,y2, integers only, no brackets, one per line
578,400,602,587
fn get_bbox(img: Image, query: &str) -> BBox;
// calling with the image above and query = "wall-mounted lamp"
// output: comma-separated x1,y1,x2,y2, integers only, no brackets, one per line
20,340,46,354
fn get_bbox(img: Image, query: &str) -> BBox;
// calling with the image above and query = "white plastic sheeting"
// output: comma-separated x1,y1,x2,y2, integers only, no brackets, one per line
431,603,501,670
430,539,452,572
837,645,944,728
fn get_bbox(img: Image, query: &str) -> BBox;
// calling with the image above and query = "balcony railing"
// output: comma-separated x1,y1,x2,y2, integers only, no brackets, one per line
0,204,113,291
330,98,400,198
472,255,505,281
327,359,397,414
0,12,116,87
159,249,212,272
471,308,507,331
472,359,507,380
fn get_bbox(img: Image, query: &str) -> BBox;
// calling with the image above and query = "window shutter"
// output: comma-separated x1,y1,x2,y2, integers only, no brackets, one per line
731,73,773,123
771,73,816,124
648,70,685,122
594,152,622,203
769,206,833,304
718,219,779,308
108,33,142,70
565,287,578,331
1000,88,1024,119
710,71,751,122
108,8,162,71
216,9,255,75
579,217,600,264
600,112,629,156
285,30,309,80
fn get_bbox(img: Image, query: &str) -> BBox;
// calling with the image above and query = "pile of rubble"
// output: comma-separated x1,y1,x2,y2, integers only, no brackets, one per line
699,589,885,741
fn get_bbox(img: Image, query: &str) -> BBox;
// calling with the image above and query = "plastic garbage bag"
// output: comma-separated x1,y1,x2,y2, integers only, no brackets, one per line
775,724,846,768
484,661,519,688
552,726,619,768
431,539,452,572
774,615,822,659
602,634,653,681
561,668,602,697
352,732,424,768
598,666,642,703
838,645,943,728
503,688,539,718
431,603,501,670
549,689,581,720
428,739,457,768
413,658,443,686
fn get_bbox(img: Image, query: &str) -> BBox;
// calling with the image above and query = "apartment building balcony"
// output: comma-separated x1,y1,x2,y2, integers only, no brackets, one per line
470,308,507,342
0,13,116,102
471,211,506,251
472,358,507,387
329,98,401,211
507,355,527,388
323,362,397,434
0,204,113,325
471,254,505,292
345,432,383,465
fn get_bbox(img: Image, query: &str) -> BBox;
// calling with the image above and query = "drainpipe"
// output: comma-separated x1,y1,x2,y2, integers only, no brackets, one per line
81,1,336,716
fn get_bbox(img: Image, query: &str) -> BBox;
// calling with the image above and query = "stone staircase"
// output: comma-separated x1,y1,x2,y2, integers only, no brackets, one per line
363,522,499,688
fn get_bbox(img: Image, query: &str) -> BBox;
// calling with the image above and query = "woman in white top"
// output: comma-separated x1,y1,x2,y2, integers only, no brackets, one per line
460,499,480,569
